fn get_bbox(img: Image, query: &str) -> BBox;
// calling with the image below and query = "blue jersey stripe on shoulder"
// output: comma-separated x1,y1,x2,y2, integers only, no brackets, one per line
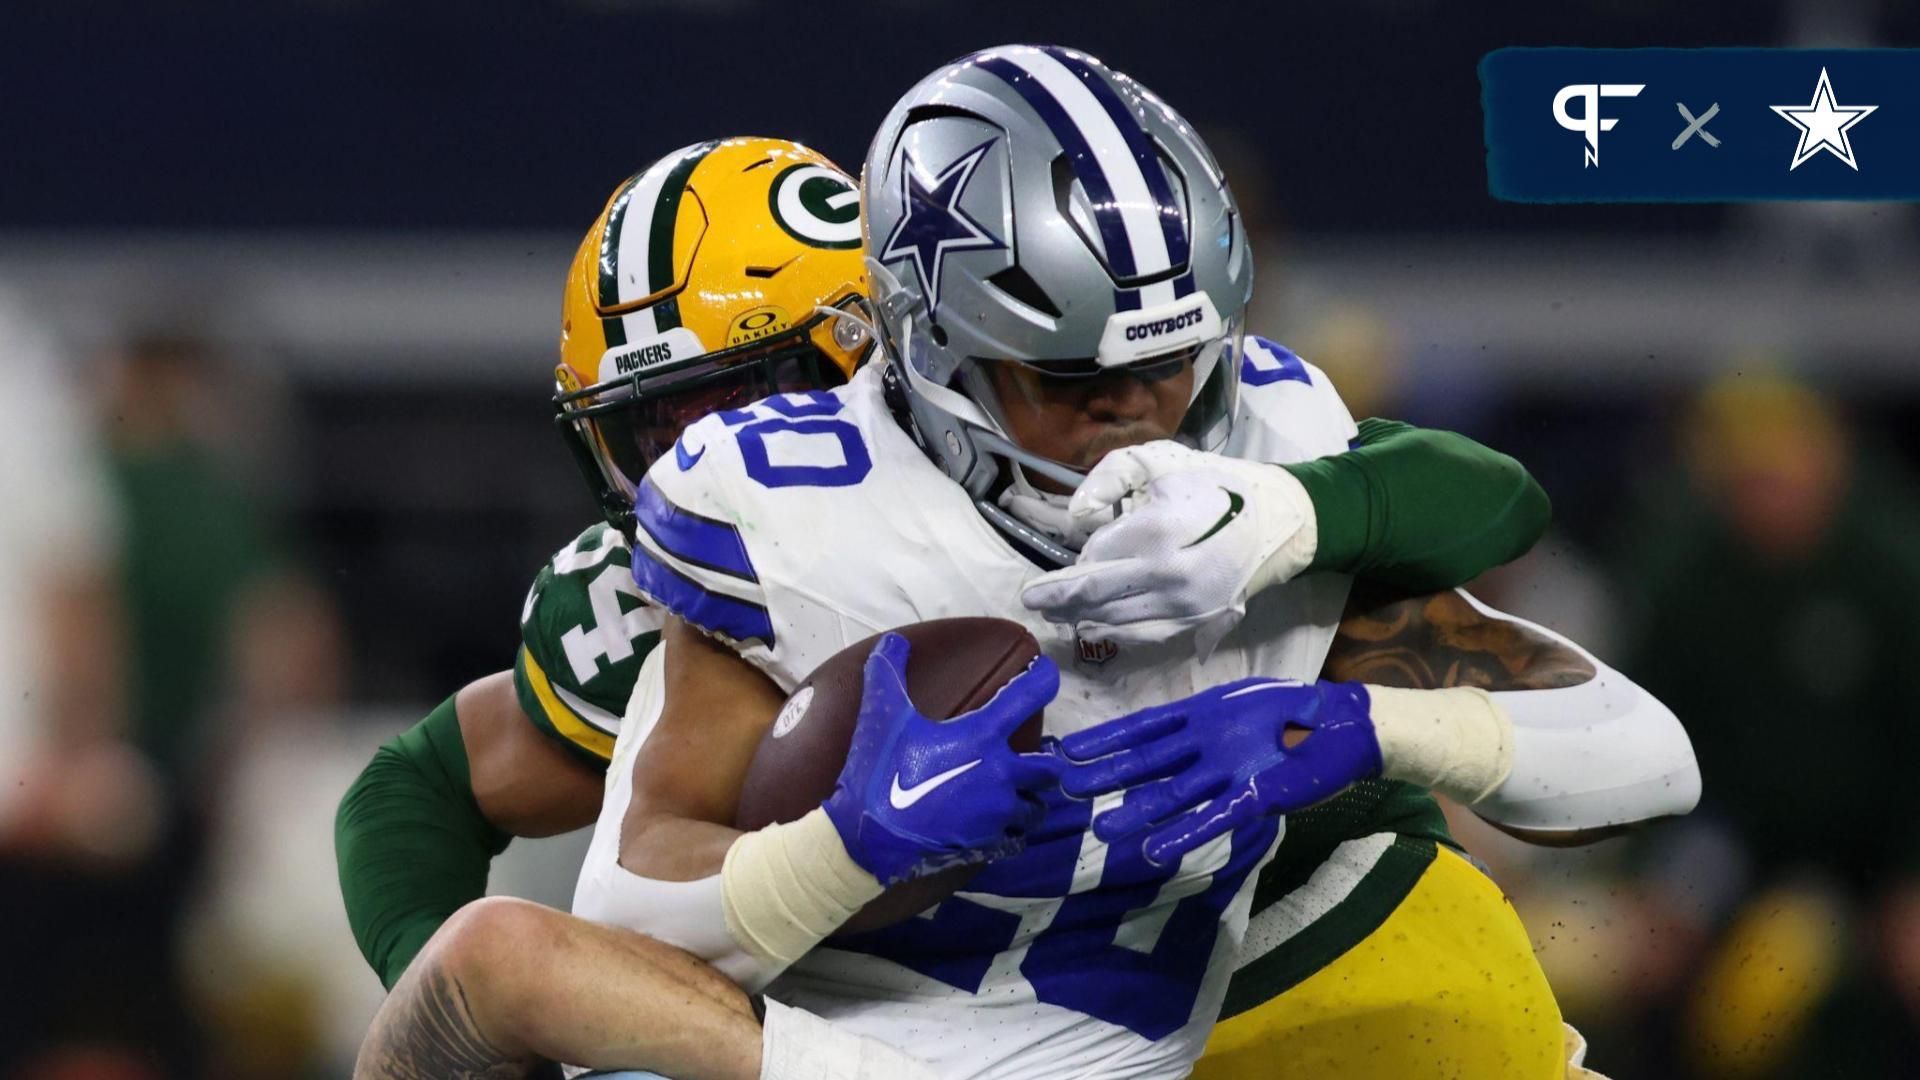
1241,335,1312,387
629,546,774,647
633,476,758,584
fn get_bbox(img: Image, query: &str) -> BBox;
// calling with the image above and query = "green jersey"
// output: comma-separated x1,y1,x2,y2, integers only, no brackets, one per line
512,523,662,765
1223,779,1456,1016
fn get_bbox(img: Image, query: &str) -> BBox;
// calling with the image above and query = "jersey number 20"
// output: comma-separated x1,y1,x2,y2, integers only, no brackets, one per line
839,793,1279,1040
721,392,872,489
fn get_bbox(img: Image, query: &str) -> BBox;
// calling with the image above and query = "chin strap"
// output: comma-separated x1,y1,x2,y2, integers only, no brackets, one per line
987,460,1131,568
997,467,1092,550
976,498,1079,569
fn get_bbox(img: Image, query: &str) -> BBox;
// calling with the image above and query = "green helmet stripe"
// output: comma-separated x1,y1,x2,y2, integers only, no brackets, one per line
644,141,719,332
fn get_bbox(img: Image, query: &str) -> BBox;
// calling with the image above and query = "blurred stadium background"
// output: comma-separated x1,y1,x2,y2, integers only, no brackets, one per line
4,1,1919,1076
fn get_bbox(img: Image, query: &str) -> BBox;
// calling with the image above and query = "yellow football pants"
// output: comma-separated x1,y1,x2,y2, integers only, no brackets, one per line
1196,846,1566,1080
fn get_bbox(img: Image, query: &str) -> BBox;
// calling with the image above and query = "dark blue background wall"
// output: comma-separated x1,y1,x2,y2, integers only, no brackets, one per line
4,0,1809,234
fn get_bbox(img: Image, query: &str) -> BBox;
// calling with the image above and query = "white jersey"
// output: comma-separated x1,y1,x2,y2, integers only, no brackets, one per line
581,337,1357,1079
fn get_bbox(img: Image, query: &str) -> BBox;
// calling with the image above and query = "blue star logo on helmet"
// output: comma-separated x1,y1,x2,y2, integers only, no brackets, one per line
877,139,1005,319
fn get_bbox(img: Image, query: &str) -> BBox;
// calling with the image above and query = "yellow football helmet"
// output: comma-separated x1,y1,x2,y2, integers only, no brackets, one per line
554,137,871,534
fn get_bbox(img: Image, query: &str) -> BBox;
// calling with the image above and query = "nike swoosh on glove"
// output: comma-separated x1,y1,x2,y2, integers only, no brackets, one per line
820,633,1063,886
1020,441,1319,655
1056,678,1382,867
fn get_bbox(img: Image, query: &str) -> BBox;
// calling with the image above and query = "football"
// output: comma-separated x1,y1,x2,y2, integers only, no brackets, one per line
734,617,1046,933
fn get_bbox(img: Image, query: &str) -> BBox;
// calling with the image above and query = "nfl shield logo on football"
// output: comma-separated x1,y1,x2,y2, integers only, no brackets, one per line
1076,635,1119,666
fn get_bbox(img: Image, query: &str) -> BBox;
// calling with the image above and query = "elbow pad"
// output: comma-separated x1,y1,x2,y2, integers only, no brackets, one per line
1464,595,1702,831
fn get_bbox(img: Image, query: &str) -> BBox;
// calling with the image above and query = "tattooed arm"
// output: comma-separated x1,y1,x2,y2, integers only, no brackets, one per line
1323,584,1594,694
354,896,761,1080
1323,584,1695,844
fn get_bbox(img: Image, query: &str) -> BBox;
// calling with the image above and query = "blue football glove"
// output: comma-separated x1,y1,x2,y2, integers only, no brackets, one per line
821,633,1063,886
1057,678,1382,867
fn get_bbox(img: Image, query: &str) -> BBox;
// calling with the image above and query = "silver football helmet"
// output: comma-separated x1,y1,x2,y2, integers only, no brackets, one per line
861,44,1253,562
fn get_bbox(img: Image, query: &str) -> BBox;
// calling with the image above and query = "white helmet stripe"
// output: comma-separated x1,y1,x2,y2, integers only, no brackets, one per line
606,142,714,340
1137,276,1177,309
612,156,679,338
620,296,661,341
1000,46,1174,278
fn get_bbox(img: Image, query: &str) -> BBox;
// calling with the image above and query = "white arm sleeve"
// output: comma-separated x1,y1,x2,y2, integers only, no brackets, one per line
574,861,777,989
571,640,882,995
571,645,778,990
1460,591,1702,832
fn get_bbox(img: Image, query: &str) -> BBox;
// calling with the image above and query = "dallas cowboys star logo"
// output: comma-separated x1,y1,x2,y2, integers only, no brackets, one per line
878,140,1004,317
1771,67,1877,171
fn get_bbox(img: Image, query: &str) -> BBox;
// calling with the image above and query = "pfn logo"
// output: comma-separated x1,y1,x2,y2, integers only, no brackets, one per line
1553,83,1645,167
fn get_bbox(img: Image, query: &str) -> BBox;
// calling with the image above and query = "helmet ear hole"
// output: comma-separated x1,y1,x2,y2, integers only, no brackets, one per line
929,324,949,347
1050,154,1095,261
987,266,1062,319
904,103,990,127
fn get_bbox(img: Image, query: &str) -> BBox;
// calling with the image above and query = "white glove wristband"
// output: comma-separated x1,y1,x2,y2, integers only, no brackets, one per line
1241,463,1320,597
721,808,884,975
1020,441,1322,653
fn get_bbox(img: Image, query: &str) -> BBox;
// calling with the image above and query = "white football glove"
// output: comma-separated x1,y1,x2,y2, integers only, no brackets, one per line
1020,441,1319,653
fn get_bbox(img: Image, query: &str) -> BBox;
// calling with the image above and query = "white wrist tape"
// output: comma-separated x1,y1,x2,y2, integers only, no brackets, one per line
1366,684,1514,805
760,998,938,1080
722,808,884,978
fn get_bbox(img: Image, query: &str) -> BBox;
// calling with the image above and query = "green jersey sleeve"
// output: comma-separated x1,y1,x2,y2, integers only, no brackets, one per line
1285,418,1550,592
512,523,663,765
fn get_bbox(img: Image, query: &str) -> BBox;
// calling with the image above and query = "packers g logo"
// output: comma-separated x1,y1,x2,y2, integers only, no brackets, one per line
768,163,861,249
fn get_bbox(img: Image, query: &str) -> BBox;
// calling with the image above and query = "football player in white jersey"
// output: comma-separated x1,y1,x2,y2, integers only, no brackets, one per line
352,48,1693,1080
346,128,1592,1080
566,45,1696,1080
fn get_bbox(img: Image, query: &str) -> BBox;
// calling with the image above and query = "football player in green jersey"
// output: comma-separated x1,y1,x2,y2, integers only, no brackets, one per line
335,137,875,991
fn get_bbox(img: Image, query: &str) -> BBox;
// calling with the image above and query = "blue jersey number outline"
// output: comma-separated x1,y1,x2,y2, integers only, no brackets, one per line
837,792,1279,1040
720,392,872,489
715,392,1271,1036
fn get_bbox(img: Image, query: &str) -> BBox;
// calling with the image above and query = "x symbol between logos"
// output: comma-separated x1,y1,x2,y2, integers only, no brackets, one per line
1673,102,1721,149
